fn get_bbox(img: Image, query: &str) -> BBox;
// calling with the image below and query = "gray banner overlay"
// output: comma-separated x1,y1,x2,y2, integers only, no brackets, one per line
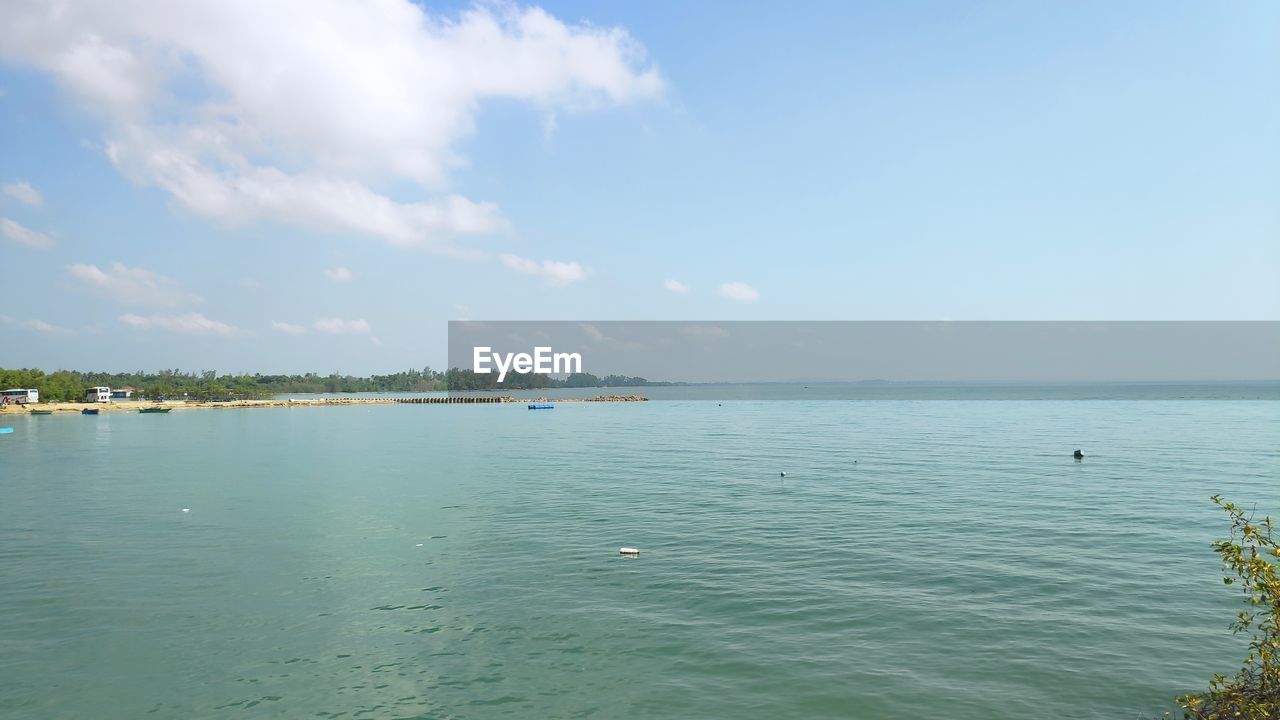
447,321,1280,398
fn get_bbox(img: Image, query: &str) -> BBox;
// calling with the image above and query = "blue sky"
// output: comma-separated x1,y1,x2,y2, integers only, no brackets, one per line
1,1,1277,374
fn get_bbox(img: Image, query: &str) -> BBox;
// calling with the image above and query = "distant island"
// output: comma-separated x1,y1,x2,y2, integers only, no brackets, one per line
0,367,681,402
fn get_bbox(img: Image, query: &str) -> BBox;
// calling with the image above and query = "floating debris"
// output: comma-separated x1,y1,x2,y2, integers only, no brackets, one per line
780,471,787,477
181,508,190,513
619,547,640,556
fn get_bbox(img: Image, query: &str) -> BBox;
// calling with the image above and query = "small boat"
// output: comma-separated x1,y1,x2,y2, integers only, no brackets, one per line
81,408,100,415
527,403,555,410
138,407,171,414
29,409,53,415
0,427,13,434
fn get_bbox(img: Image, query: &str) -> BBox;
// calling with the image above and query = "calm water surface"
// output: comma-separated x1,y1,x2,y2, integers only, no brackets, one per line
1,395,1278,718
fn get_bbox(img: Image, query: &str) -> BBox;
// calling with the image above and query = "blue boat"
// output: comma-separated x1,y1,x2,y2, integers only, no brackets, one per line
527,403,555,410
81,408,99,415
0,427,13,434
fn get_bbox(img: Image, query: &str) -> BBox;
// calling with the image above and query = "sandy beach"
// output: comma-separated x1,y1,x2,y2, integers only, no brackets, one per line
0,395,648,414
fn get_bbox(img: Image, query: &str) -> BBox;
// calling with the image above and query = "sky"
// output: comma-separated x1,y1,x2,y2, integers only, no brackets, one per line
1,0,1277,374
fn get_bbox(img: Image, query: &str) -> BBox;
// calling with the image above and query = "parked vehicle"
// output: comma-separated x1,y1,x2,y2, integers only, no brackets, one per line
2,388,39,405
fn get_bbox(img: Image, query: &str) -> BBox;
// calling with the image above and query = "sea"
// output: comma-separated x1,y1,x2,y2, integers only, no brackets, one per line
1,382,1278,719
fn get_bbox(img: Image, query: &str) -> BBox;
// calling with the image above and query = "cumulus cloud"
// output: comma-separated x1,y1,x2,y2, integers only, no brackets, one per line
2,181,43,207
271,321,307,335
1,1,662,252
663,278,689,294
500,253,589,287
313,317,371,334
1,217,53,249
324,266,353,282
119,312,238,335
66,262,197,307
718,282,760,303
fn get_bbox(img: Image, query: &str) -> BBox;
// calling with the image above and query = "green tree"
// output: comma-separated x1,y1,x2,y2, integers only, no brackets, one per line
1179,496,1280,719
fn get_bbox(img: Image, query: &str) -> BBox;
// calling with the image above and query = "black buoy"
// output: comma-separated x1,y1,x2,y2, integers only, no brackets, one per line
1073,449,1084,459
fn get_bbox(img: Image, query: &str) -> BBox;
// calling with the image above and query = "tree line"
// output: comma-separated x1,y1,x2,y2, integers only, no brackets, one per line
1,367,677,401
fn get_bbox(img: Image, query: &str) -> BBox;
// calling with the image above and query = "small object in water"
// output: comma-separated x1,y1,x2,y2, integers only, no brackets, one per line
528,403,554,410
780,471,787,477
181,508,190,513
619,547,640,556
416,543,424,547
0,427,13,434
1073,449,1084,459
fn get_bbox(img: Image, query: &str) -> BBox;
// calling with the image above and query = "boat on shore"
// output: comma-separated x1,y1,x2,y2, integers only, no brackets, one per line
139,407,171,414
81,408,99,415
29,409,53,415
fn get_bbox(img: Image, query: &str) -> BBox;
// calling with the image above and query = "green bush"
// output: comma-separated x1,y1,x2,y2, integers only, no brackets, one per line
1179,496,1280,719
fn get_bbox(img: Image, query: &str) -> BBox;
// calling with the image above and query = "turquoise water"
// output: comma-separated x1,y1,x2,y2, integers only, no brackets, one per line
1,396,1278,718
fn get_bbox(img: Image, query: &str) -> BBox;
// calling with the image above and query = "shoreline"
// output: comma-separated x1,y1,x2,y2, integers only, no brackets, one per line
0,395,648,414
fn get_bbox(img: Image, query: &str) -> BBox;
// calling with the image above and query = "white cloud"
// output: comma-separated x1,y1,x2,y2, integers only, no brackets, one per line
0,316,75,336
325,266,353,282
1,217,53,249
718,282,760,303
680,324,729,339
271,321,307,335
24,319,74,336
500,253,589,287
119,312,238,335
663,278,689,294
2,181,43,207
580,323,605,342
2,2,662,252
66,262,197,307
313,317,371,334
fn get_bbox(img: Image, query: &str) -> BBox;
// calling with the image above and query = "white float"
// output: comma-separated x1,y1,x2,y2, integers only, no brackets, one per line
619,547,640,556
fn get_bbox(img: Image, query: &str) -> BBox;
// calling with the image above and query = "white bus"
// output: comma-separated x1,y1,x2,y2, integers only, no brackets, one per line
85,387,111,403
2,388,39,405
